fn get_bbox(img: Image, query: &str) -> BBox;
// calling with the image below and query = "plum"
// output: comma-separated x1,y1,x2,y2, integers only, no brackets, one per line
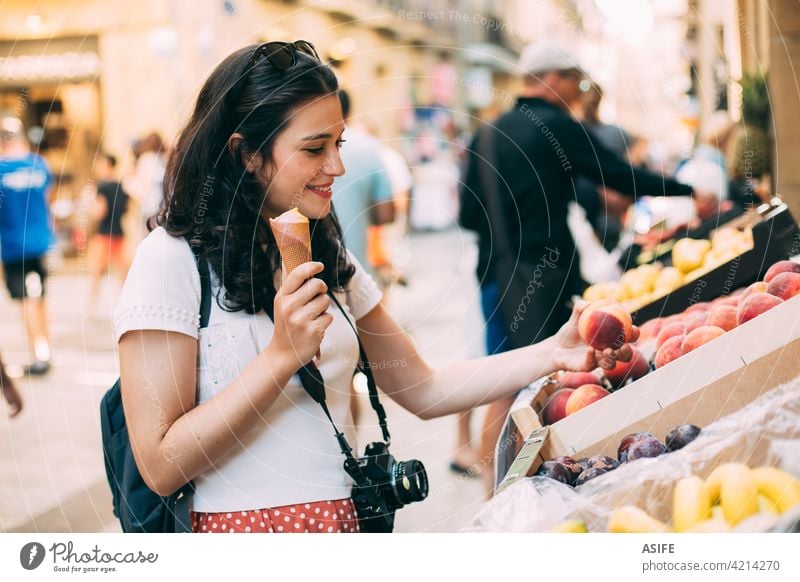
626,436,667,462
617,432,655,462
535,461,572,485
574,467,608,486
551,455,582,483
587,454,620,471
665,424,702,452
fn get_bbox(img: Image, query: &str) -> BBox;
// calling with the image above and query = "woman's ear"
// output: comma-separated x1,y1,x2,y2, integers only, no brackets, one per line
228,133,263,173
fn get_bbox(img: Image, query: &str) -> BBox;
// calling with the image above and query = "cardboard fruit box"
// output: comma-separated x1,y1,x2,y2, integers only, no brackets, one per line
497,291,800,492
630,200,799,324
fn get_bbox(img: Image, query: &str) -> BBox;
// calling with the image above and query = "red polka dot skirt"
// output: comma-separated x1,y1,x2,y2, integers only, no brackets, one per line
191,498,360,533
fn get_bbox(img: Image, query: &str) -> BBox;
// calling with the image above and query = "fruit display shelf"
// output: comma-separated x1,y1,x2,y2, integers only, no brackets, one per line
631,200,800,324
497,290,800,489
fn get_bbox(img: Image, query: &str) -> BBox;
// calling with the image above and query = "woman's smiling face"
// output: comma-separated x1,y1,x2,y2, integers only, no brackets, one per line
259,93,346,220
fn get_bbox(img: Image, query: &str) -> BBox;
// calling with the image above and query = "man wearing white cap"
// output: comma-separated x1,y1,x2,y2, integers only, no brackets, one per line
459,42,703,494
0,116,54,375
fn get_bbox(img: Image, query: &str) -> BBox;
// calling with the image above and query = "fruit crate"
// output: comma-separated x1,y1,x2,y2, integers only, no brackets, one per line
630,199,800,324
618,204,746,270
496,292,800,492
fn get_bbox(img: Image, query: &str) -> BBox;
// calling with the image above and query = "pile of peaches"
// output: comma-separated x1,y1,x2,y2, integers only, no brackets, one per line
644,259,800,369
538,259,800,427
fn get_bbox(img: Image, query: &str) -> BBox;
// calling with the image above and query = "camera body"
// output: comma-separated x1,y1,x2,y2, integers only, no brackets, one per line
345,442,429,533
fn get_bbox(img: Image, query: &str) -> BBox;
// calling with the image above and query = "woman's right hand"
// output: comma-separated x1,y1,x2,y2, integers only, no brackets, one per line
269,262,333,370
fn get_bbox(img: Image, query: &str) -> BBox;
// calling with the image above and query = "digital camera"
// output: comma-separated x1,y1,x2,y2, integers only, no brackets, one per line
345,442,429,533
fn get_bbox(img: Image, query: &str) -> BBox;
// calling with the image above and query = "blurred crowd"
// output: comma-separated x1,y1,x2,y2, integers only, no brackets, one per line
1,38,764,499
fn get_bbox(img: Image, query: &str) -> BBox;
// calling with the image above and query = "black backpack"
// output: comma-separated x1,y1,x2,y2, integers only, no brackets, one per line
100,253,211,533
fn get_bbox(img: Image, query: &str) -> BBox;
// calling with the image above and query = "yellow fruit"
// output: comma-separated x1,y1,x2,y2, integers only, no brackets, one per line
673,476,712,531
686,507,731,532
757,494,780,514
672,239,711,274
621,271,651,298
704,463,760,525
550,519,588,533
655,267,683,291
608,506,672,533
750,466,800,513
583,282,619,302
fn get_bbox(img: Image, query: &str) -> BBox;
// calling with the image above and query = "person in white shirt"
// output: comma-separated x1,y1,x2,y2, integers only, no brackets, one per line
114,41,637,534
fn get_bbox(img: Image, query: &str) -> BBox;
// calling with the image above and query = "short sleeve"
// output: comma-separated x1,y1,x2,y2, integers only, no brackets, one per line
344,249,383,320
113,227,202,343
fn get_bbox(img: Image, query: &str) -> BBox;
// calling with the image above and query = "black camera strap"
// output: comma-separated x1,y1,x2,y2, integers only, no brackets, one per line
264,290,391,471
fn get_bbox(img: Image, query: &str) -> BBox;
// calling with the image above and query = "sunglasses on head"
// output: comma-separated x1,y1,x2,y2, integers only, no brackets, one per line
248,40,320,71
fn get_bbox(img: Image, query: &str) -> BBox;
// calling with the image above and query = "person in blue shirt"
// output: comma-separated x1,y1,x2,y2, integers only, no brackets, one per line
0,116,54,375
331,90,395,278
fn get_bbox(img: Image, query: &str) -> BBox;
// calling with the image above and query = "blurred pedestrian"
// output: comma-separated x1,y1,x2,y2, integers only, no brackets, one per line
125,132,167,243
460,42,702,495
113,42,636,533
0,116,54,375
87,152,130,317
331,90,395,278
1,349,22,417
331,89,395,427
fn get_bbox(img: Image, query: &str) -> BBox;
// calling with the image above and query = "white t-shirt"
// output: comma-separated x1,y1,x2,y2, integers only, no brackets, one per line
113,227,383,512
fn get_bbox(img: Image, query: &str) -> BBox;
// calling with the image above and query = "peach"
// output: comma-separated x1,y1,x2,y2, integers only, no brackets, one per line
682,311,709,333
767,272,800,301
637,318,663,343
681,325,726,354
540,389,575,425
656,322,687,349
704,305,738,331
565,384,610,416
578,300,633,350
686,302,711,313
555,371,601,389
654,335,684,368
764,260,800,283
604,349,650,389
736,292,784,325
743,281,769,298
716,295,741,308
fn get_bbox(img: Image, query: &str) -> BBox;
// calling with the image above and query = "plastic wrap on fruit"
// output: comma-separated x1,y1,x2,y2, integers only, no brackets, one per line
269,207,312,275
460,378,800,533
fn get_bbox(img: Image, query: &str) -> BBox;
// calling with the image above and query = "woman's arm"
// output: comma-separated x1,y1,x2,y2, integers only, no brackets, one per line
356,301,635,420
120,262,334,496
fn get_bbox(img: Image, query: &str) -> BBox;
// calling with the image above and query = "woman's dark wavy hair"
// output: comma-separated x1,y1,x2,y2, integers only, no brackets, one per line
155,44,354,315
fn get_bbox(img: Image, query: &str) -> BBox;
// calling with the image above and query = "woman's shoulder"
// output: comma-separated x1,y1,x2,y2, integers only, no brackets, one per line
136,226,195,264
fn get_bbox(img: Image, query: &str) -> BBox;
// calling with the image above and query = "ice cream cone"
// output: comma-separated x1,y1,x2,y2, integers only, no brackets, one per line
269,208,312,275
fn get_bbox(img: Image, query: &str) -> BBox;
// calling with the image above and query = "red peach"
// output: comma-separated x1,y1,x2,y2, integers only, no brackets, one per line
704,305,738,332
686,302,711,313
555,371,601,389
565,384,611,416
743,281,769,298
540,389,575,425
767,272,800,301
656,322,687,349
637,318,663,343
737,292,784,325
716,295,741,308
683,312,710,333
578,300,634,350
654,335,685,368
604,349,650,389
681,325,726,354
764,260,800,283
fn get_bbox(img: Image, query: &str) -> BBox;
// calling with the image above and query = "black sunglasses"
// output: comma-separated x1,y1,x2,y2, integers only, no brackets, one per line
248,40,320,71
227,40,321,110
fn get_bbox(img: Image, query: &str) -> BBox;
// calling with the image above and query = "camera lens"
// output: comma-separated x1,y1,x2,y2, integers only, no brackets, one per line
392,459,429,505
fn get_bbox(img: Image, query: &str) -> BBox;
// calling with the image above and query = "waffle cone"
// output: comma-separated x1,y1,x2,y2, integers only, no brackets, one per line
269,209,312,275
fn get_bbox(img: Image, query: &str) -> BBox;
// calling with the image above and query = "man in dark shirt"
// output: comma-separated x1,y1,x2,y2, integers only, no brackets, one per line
458,42,703,494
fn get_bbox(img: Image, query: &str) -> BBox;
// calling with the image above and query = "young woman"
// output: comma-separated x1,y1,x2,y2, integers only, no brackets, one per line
114,41,636,534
